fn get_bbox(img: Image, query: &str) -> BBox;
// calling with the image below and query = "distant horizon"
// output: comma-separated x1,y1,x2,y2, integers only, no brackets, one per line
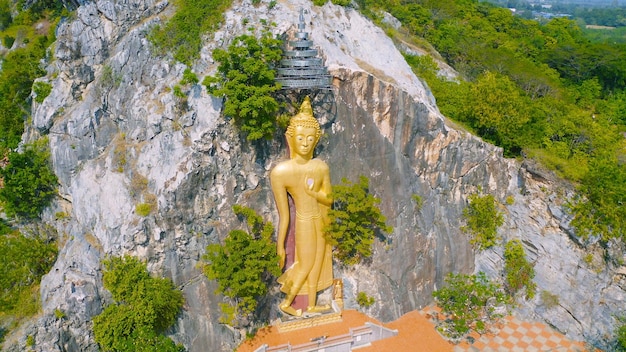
483,0,626,8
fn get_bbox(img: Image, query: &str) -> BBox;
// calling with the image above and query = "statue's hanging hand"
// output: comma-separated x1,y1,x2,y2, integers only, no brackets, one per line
277,245,286,270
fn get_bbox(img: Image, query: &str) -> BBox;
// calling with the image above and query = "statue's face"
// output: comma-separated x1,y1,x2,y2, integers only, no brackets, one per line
292,125,318,159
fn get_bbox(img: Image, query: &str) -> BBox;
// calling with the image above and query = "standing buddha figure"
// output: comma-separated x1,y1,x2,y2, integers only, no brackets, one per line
270,97,333,317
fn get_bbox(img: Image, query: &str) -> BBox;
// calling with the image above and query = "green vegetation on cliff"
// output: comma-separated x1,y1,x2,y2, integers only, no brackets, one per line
503,239,536,299
93,256,184,352
0,1,62,154
0,138,58,219
149,0,233,64
203,31,283,141
0,3,61,222
616,316,626,351
461,193,504,250
325,176,392,265
0,37,49,152
0,226,57,323
356,291,375,308
433,272,509,339
202,205,280,325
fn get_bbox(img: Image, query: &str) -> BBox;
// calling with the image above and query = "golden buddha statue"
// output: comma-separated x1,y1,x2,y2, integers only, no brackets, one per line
270,97,333,317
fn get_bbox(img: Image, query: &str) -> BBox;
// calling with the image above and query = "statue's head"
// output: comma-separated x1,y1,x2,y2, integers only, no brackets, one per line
286,97,321,159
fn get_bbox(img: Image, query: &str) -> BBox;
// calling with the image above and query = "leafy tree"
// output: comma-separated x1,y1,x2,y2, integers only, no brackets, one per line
602,89,626,127
202,205,280,325
433,272,509,339
541,17,587,49
0,138,58,219
92,256,184,352
590,43,626,92
0,40,48,152
389,3,434,37
135,203,153,217
462,193,504,250
459,71,534,156
0,230,57,313
570,77,602,110
203,31,283,141
542,44,599,85
503,239,536,299
324,176,392,266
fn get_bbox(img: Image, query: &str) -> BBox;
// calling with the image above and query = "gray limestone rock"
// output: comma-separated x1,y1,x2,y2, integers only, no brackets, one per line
3,0,623,351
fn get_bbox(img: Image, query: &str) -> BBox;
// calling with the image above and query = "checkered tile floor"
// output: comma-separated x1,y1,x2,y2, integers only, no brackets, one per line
454,315,588,352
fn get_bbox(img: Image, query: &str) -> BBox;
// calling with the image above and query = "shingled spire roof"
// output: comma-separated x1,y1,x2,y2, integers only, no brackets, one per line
275,9,332,90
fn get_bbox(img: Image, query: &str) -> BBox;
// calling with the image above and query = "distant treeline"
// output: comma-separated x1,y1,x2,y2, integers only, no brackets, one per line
485,0,626,27
572,7,626,27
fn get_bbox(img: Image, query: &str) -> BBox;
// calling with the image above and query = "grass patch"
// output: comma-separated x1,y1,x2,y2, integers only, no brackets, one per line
135,203,153,217
148,0,234,64
112,133,127,173
540,290,560,309
356,291,375,308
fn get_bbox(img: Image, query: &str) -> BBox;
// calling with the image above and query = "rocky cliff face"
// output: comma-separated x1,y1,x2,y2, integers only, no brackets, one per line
4,0,624,351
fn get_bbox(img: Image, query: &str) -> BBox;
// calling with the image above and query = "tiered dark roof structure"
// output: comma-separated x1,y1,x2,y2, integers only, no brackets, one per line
276,9,332,90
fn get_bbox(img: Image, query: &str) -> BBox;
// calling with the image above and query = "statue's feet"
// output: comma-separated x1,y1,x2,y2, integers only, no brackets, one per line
279,302,302,317
306,304,331,313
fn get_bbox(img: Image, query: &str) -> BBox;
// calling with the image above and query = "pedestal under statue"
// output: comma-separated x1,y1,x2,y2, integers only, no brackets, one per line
270,97,333,317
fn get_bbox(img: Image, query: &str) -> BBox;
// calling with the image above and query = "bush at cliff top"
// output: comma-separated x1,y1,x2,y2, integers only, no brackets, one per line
568,154,626,242
93,256,184,352
324,176,392,266
149,0,233,64
0,138,58,219
203,205,280,325
203,31,283,141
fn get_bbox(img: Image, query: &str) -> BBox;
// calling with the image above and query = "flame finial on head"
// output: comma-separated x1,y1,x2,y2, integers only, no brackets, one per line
299,96,314,117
